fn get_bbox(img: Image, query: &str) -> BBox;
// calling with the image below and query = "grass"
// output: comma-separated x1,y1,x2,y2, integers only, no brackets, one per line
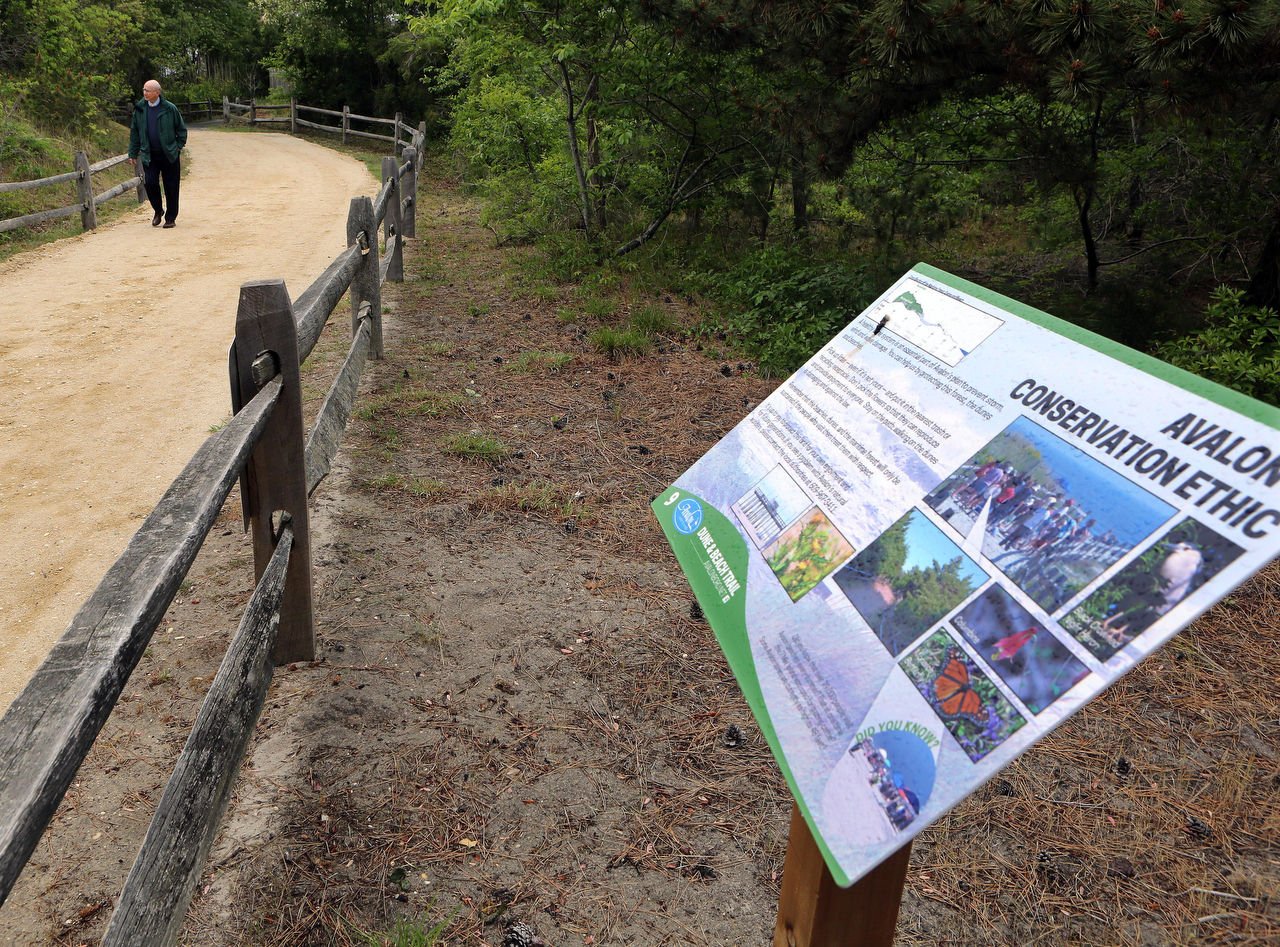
580,295,617,320
590,326,650,358
441,432,510,463
351,913,453,946
630,303,676,336
510,350,573,373
469,481,585,520
357,385,464,421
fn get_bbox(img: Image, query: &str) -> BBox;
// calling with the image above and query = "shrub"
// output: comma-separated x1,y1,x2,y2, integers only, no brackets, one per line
1156,287,1280,405
711,247,874,377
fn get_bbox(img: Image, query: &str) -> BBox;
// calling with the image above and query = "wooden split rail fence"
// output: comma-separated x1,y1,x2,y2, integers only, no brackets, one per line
224,97,427,158
0,135,422,945
0,152,144,235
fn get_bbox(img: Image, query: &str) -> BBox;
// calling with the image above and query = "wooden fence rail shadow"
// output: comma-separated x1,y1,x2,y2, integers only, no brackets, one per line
0,122,425,946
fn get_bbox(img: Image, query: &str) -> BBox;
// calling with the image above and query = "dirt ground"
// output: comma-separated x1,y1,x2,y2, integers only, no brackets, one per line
0,143,1277,946
0,129,376,712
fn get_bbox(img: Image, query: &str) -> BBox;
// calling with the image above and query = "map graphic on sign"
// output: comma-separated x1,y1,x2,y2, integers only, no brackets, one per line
870,283,1004,366
653,264,1280,887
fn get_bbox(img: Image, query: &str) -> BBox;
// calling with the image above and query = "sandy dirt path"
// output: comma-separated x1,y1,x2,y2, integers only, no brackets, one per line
0,128,375,711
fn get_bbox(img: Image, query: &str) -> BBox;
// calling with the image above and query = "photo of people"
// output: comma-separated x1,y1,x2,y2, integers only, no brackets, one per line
732,465,813,549
925,416,1175,613
848,731,936,832
952,587,1090,714
833,509,989,656
899,629,1027,762
1061,518,1246,660
762,507,855,602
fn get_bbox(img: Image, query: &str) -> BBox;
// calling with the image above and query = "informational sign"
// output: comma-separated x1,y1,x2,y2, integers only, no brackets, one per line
652,264,1280,886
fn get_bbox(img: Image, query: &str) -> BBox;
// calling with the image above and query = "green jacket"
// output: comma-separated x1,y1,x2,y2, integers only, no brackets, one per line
128,96,188,165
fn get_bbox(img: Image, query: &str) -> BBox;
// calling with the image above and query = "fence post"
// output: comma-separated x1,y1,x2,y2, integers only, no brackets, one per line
342,105,350,145
416,120,426,153
223,96,230,123
773,806,910,947
74,151,97,232
346,196,383,359
401,146,418,240
393,111,403,156
381,156,404,283
290,98,296,135
231,279,315,664
249,97,256,126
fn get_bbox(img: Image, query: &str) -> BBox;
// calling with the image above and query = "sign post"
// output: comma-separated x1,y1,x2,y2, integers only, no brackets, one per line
775,808,911,947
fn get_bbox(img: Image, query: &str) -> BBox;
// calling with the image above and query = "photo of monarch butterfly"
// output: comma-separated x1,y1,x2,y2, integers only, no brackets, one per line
932,650,987,723
901,629,1027,763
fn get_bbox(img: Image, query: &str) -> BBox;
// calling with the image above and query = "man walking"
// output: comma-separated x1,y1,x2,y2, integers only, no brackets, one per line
128,80,187,228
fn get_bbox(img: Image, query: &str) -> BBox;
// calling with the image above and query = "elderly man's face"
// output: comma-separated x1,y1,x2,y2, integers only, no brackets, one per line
142,82,161,103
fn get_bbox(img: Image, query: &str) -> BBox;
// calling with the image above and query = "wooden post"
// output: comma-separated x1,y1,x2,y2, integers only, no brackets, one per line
381,156,403,283
401,146,417,239
249,97,257,126
342,105,350,145
773,805,911,947
74,151,97,232
223,96,230,123
231,280,314,664
290,98,296,135
346,196,383,359
416,120,426,154
393,111,403,156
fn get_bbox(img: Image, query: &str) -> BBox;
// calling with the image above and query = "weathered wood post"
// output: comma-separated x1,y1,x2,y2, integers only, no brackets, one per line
231,280,314,664
416,120,426,153
773,807,911,947
380,156,404,283
401,146,418,240
346,196,383,359
290,98,297,135
74,151,97,232
342,105,350,145
223,96,230,123
249,97,256,126
393,111,403,156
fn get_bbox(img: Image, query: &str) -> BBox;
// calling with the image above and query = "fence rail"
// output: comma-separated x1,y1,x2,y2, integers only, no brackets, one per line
224,97,426,157
0,127,421,944
0,151,144,235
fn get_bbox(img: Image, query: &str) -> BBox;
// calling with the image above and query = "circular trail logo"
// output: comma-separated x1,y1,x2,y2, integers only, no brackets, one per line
673,498,704,535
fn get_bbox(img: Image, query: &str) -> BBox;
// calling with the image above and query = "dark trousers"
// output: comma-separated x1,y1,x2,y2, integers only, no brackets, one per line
144,154,181,223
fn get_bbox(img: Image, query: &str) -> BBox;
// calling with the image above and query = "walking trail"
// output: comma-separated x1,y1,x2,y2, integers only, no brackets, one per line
0,129,376,712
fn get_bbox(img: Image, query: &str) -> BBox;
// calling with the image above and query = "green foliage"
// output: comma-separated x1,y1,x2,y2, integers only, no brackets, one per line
1157,288,1280,405
630,304,676,336
894,558,980,631
511,350,574,373
580,296,617,320
590,326,651,358
710,246,874,377
442,432,511,462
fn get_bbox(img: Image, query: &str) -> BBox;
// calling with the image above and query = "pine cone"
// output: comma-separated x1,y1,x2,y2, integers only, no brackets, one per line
503,921,542,947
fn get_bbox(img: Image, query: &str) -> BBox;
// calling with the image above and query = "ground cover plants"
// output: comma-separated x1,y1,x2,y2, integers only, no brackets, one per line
2,148,1276,947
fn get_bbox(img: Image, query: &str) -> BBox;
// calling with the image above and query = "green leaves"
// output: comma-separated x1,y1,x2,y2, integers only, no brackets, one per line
1157,287,1280,403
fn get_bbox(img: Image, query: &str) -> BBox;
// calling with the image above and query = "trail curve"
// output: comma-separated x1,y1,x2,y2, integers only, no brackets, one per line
0,128,376,711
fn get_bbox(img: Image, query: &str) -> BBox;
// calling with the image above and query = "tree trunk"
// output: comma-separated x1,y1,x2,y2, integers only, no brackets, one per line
1245,206,1280,311
1077,183,1100,293
790,137,809,235
559,61,593,237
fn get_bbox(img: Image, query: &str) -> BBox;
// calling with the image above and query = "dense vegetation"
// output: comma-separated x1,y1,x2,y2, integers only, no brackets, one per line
2,0,1278,400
